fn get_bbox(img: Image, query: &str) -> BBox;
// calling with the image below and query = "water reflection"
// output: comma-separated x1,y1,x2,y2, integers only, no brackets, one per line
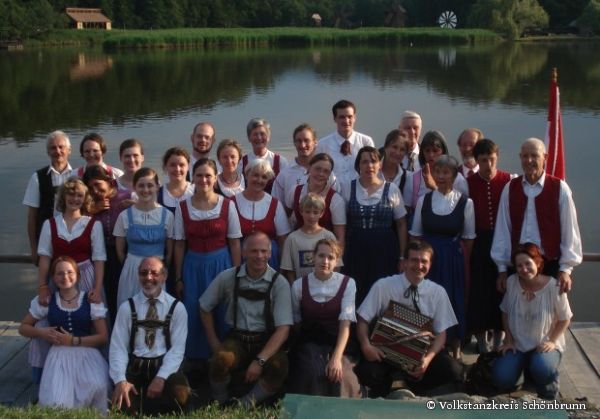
1,42,599,143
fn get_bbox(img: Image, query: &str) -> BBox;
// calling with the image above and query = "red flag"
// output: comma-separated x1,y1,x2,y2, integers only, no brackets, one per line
544,67,566,180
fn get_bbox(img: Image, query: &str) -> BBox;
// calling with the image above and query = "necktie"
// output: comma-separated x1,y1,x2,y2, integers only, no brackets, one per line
340,140,351,156
403,284,420,313
407,154,414,171
145,298,158,349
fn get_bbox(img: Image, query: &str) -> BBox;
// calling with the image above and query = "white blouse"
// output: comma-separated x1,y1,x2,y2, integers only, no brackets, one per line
112,206,174,238
173,195,242,240
160,183,194,208
239,149,289,174
29,293,107,320
217,175,245,198
410,190,476,239
233,193,291,236
500,275,572,353
291,272,356,323
403,169,469,209
37,215,106,261
341,180,407,220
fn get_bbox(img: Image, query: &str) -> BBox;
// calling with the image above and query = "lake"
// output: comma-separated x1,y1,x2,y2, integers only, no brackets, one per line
0,41,598,321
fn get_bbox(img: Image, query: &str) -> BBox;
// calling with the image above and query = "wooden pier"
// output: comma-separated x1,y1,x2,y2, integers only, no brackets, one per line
1,320,598,410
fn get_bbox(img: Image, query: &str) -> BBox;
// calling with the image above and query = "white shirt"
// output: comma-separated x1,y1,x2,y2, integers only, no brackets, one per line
109,290,187,383
410,190,476,239
271,160,308,203
500,274,572,353
316,130,374,187
291,272,356,323
160,183,194,209
284,183,347,226
402,144,421,172
173,195,242,240
357,274,457,334
37,215,106,261
491,173,582,273
239,149,289,174
113,206,175,238
22,164,74,212
378,164,413,194
216,175,245,198
403,169,469,209
75,162,124,179
233,193,291,236
341,180,407,220
459,163,479,178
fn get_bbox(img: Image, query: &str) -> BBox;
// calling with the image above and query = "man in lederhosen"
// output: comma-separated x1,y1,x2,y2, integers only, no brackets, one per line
200,231,293,406
109,256,190,415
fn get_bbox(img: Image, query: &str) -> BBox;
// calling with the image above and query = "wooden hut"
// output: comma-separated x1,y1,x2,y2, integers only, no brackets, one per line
65,8,112,30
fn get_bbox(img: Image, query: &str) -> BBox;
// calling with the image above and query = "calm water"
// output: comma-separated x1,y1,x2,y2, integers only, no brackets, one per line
1,42,598,321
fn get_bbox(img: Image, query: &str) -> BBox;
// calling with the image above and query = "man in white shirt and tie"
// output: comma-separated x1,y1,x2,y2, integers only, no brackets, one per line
491,138,582,294
316,100,374,188
110,257,189,415
399,111,422,172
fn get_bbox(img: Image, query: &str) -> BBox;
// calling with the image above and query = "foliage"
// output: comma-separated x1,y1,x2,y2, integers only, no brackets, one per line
577,0,600,35
537,0,587,27
467,0,548,39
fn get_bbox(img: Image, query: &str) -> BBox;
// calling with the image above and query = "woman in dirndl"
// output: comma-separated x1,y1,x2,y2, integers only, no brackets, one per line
409,155,475,359
341,146,407,305
20,256,109,414
174,158,242,361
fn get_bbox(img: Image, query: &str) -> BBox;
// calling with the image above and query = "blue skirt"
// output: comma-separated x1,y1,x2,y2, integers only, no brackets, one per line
343,227,399,306
423,233,466,341
183,247,231,359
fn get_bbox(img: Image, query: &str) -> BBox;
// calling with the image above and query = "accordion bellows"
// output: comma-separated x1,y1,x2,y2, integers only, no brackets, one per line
370,300,433,372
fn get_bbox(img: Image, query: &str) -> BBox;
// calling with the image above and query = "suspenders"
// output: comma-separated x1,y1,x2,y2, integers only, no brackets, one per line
128,298,180,353
232,266,279,333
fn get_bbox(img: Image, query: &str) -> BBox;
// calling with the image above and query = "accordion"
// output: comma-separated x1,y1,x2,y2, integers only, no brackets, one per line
370,300,434,372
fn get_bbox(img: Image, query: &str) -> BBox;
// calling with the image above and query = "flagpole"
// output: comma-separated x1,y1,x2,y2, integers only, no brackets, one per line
545,66,566,180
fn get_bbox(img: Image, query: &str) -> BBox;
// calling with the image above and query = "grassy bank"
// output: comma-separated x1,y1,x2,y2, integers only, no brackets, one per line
0,403,281,418
26,27,501,49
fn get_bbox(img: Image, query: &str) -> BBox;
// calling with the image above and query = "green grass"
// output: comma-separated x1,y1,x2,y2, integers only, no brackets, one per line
26,27,502,49
0,403,282,418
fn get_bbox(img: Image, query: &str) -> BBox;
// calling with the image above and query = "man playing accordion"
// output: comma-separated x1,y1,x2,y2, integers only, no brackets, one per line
355,239,463,397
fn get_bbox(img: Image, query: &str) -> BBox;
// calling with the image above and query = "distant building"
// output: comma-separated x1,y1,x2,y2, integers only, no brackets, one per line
65,8,112,30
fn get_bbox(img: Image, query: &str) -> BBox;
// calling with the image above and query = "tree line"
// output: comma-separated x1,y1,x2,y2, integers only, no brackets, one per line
0,0,595,39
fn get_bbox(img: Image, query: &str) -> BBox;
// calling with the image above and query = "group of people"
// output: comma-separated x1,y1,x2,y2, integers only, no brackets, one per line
18,99,582,414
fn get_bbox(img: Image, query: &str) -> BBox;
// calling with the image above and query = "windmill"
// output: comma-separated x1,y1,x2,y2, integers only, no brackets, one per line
438,10,457,29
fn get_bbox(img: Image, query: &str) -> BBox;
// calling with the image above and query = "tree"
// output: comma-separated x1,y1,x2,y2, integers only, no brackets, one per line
468,0,548,39
577,0,600,34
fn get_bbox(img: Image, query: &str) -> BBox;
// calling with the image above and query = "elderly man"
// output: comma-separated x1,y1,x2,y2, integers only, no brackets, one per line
110,257,189,415
200,231,292,407
316,99,374,187
492,138,582,293
456,128,483,178
355,239,463,397
23,130,74,264
399,111,422,172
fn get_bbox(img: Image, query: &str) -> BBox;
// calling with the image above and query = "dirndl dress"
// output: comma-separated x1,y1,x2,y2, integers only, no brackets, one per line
180,198,232,359
421,191,467,341
342,180,399,306
116,206,168,308
30,293,109,413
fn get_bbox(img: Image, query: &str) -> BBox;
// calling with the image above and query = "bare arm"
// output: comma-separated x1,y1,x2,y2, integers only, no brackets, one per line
228,237,241,267
411,330,446,378
115,236,126,264
88,260,104,304
395,217,407,272
164,238,173,267
357,316,384,362
538,318,570,353
499,312,516,354
37,255,51,305
246,325,290,384
200,309,221,354
332,224,346,254
326,320,351,383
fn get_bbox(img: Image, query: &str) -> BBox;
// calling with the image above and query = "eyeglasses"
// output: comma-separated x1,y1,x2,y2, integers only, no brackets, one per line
138,269,163,277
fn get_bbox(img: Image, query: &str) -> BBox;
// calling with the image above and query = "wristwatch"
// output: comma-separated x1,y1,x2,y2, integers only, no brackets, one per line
254,356,267,367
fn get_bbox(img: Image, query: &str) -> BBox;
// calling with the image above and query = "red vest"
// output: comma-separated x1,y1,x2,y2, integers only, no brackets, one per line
180,198,229,253
508,175,561,260
292,185,335,231
467,170,511,231
233,195,278,239
50,217,94,263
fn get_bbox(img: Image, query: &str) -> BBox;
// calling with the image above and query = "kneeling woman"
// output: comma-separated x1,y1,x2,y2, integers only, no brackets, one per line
289,239,362,398
492,243,572,399
19,256,109,413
